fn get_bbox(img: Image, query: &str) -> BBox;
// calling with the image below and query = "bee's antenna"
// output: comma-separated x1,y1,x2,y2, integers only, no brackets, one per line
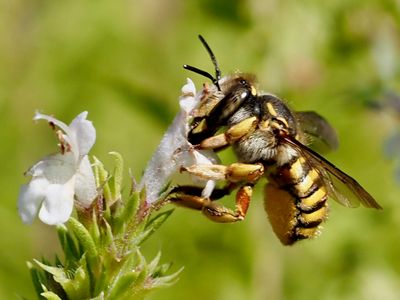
183,65,217,84
198,34,221,81
183,35,222,91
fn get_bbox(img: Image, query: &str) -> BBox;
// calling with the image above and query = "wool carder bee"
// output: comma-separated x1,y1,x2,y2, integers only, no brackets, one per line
167,35,382,245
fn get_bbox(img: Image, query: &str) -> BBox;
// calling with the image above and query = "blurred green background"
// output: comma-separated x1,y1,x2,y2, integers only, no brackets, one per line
1,0,400,299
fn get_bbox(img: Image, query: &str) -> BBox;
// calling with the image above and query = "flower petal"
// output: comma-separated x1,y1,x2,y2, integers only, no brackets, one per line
34,112,73,138
140,79,222,203
139,112,189,203
68,112,96,157
34,111,96,160
38,178,75,225
28,153,76,184
20,153,78,224
34,112,76,151
18,178,49,224
74,155,97,207
179,78,197,114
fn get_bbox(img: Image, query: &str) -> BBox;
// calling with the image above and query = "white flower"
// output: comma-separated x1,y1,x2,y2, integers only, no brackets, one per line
140,78,219,203
18,112,97,225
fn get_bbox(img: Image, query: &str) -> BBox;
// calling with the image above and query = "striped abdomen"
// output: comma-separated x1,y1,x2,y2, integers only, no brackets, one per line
264,155,329,245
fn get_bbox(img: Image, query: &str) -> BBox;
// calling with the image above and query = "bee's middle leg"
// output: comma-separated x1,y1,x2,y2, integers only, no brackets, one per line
181,162,264,183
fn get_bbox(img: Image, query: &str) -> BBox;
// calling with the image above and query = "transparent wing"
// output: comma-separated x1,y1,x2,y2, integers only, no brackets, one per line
295,111,339,153
282,136,382,209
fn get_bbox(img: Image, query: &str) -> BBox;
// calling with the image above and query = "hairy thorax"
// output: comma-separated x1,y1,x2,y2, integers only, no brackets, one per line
232,128,278,163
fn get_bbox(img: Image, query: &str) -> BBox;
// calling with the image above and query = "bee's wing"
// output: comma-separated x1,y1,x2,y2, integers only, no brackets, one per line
295,111,339,153
282,136,382,209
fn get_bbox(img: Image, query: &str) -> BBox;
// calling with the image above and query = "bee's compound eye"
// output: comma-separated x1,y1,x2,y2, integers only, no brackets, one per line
240,79,248,86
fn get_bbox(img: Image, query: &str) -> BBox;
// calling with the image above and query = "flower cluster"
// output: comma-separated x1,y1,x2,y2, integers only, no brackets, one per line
18,78,217,299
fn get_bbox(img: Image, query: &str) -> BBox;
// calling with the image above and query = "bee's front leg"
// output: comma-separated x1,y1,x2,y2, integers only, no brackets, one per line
168,185,253,223
197,116,258,150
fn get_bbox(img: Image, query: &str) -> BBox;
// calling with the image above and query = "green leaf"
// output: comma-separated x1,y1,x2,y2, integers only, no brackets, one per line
64,266,90,299
106,250,145,300
126,192,141,221
92,156,112,216
91,292,105,300
133,228,153,246
147,252,162,274
90,209,101,245
92,266,107,298
63,261,91,299
67,218,98,262
118,253,138,275
135,209,174,245
34,256,91,300
152,262,173,278
27,261,45,298
40,291,62,300
57,225,80,261
128,250,149,291
150,267,184,289
34,260,66,279
145,209,174,231
54,255,63,267
92,156,107,189
108,151,123,202
113,191,141,234
104,220,117,257
106,271,139,300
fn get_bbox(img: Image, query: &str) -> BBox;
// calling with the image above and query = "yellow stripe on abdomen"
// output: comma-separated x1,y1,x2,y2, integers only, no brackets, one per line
298,186,327,212
288,157,306,181
294,168,319,197
299,205,328,225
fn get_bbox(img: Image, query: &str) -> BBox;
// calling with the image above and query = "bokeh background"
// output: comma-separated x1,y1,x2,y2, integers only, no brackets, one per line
1,1,400,299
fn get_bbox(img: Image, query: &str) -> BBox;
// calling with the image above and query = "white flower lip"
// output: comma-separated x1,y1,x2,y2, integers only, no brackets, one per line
18,112,97,225
140,78,219,203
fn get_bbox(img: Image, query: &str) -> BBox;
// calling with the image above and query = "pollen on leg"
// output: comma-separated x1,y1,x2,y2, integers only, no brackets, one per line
236,185,252,218
264,183,298,245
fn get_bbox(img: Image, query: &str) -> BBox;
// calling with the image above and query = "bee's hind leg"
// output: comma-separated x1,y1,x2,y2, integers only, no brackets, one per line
167,184,253,223
202,185,253,222
170,160,262,222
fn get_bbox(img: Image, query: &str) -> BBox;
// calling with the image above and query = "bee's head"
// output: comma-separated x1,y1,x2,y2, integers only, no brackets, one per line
258,95,297,137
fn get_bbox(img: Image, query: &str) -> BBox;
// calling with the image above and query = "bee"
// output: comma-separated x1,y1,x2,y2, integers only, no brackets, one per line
168,35,382,245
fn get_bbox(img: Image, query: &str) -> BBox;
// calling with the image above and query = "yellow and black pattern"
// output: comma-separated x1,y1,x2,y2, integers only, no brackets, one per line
265,155,329,245
175,35,381,246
